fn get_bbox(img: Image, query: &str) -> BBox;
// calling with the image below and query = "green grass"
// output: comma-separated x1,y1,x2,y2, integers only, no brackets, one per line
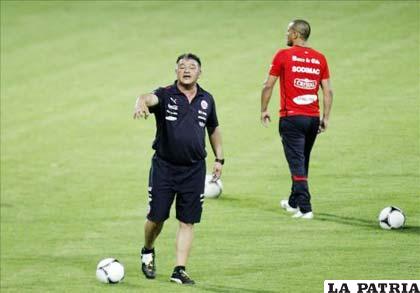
1,1,419,292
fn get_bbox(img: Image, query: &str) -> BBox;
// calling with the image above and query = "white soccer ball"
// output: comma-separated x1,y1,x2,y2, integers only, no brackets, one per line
378,206,406,230
204,174,223,198
96,258,125,284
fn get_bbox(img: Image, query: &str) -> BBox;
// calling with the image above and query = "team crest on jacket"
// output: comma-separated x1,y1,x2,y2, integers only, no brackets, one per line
201,100,208,110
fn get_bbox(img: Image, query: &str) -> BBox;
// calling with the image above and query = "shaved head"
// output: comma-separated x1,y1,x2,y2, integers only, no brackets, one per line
290,19,311,41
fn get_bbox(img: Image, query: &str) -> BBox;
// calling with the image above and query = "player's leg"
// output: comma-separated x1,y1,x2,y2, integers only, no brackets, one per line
303,117,320,175
141,155,175,279
291,178,312,217
279,117,306,211
291,116,320,217
291,116,320,218
280,186,298,212
170,160,205,285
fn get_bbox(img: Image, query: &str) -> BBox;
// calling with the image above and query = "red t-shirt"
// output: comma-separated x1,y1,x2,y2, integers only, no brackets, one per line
269,45,330,117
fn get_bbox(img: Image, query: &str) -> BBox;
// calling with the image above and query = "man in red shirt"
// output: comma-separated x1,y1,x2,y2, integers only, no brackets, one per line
260,19,333,219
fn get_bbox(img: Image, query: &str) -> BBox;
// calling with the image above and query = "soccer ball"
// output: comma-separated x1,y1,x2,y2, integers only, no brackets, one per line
378,206,406,230
204,174,223,198
96,258,125,284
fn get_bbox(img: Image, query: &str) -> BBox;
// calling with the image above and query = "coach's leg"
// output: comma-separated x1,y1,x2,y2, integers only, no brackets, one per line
141,219,164,279
145,155,174,249
144,219,164,249
174,160,203,266
169,161,204,285
170,221,196,284
141,155,174,279
175,221,194,266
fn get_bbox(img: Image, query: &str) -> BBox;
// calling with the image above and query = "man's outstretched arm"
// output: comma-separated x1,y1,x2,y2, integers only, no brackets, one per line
133,94,159,119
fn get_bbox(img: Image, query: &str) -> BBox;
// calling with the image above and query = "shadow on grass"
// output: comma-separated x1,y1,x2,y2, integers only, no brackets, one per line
215,194,281,214
399,225,420,235
315,213,375,227
0,202,14,208
214,195,241,202
212,195,420,236
315,213,420,235
151,278,277,293
197,284,278,293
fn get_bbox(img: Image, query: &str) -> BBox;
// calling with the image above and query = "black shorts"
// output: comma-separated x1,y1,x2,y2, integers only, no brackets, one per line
147,154,206,224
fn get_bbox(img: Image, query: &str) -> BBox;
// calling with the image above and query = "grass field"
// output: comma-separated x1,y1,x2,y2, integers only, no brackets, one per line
1,1,419,292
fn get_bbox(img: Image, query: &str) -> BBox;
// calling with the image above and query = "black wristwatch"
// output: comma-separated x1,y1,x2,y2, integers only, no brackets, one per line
215,158,225,165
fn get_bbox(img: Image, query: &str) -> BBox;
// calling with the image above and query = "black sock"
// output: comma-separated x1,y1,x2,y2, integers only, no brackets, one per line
142,247,154,254
174,265,186,272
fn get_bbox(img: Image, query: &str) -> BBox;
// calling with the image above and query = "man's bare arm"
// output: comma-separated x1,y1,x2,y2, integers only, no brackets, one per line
208,126,223,179
319,79,333,132
260,75,278,127
133,94,159,119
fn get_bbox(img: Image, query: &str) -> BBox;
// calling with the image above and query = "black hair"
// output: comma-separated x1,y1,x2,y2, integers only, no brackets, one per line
176,53,201,67
291,19,311,41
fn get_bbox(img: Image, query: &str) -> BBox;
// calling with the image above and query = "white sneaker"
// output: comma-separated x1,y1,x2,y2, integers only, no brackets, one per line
280,199,298,213
292,211,314,219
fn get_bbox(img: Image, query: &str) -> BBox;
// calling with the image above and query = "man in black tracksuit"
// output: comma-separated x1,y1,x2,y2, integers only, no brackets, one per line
260,20,334,219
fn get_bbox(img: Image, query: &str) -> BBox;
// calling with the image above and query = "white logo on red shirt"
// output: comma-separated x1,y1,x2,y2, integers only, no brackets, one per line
292,55,306,62
292,55,320,65
294,78,317,90
292,66,320,75
293,94,318,105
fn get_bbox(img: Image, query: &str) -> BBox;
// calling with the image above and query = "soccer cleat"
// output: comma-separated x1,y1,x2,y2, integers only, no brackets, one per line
292,210,314,219
170,269,195,285
141,248,156,279
280,199,298,213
